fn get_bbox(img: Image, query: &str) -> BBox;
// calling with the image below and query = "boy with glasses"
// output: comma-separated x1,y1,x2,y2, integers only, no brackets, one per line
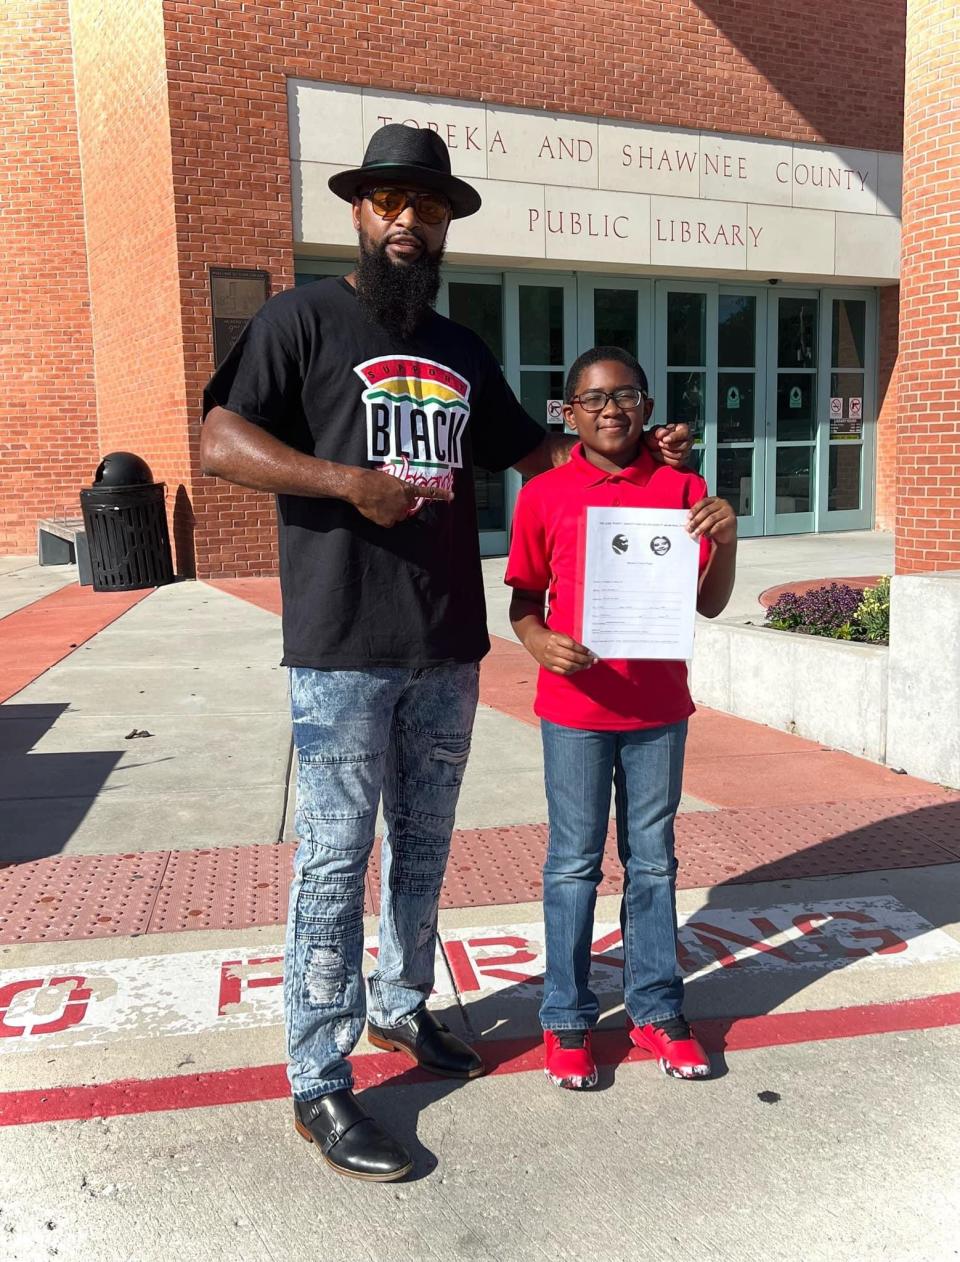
506,346,737,1090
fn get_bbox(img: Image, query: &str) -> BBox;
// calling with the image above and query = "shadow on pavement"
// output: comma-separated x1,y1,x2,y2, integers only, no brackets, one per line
439,795,960,1086
359,1069,466,1181
0,703,124,863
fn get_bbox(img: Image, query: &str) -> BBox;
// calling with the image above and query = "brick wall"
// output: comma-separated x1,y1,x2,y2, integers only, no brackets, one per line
0,1,98,554
1,1,907,574
895,0,960,573
69,0,194,574
159,0,906,577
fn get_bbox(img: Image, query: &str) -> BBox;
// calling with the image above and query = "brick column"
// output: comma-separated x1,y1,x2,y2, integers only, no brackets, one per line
0,0,99,552
895,0,960,572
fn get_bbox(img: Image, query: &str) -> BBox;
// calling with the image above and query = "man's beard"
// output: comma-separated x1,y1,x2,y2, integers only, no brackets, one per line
355,231,444,339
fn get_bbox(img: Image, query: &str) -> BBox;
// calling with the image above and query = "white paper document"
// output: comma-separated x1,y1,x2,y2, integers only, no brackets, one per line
580,507,699,660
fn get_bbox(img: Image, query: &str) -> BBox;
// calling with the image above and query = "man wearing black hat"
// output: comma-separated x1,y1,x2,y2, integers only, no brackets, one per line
201,124,691,1182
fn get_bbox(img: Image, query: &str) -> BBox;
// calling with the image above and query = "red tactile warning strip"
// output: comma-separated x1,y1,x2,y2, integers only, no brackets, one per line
370,792,960,907
0,583,151,703
673,792,960,884
0,852,171,942
4,990,960,1127
3,793,958,945
149,846,289,933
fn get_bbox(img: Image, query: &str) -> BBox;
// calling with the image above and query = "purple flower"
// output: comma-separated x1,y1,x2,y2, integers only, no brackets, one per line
766,583,864,635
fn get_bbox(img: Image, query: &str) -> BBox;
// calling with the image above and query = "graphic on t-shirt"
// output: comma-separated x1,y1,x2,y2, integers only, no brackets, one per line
354,355,472,512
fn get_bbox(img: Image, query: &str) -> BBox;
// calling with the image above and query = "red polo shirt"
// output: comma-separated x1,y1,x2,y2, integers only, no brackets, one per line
505,442,710,732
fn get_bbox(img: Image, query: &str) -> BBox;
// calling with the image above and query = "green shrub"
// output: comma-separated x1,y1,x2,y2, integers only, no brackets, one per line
764,576,890,644
854,576,890,643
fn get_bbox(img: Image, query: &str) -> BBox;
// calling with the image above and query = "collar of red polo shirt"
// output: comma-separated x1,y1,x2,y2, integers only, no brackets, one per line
568,440,657,486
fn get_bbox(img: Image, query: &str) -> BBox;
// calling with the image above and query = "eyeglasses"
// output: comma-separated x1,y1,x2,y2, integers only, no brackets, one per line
570,387,647,413
362,187,451,226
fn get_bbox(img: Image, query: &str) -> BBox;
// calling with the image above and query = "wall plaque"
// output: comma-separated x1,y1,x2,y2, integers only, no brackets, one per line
209,268,270,366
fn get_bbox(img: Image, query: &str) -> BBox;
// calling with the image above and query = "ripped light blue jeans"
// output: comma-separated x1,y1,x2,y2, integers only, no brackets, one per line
284,663,479,1102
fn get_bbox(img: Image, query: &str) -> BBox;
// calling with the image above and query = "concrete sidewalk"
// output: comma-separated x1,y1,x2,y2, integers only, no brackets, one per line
1,551,958,1262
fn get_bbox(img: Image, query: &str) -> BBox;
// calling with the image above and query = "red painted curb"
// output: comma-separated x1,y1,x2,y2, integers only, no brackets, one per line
4,991,959,1127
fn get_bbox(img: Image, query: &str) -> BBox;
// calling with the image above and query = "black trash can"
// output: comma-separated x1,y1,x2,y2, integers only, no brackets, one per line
79,452,174,592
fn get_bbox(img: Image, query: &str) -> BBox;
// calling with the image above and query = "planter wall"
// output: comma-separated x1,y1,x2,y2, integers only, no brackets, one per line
691,620,889,763
887,573,960,789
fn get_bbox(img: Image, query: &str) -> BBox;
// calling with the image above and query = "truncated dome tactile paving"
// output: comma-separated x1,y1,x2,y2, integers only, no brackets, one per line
1,793,959,945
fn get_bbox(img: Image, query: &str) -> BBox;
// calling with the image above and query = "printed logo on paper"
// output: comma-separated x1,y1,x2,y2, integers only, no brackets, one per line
354,356,471,514
611,533,629,555
650,535,672,556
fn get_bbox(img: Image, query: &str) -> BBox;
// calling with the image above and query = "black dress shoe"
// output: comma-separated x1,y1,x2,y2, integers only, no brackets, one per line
294,1090,412,1182
367,1008,485,1079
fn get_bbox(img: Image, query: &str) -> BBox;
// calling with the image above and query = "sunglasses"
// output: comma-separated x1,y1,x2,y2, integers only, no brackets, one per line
362,187,451,226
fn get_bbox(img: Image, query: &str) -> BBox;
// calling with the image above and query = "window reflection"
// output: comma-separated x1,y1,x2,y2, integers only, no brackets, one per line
777,298,818,369
718,295,756,367
667,292,706,366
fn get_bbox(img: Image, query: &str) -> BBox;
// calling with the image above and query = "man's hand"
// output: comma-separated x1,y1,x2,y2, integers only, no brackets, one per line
526,626,596,676
348,469,453,527
688,495,737,545
645,422,694,469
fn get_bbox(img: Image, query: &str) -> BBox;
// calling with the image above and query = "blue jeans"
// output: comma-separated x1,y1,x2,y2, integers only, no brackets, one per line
284,662,479,1101
539,718,688,1032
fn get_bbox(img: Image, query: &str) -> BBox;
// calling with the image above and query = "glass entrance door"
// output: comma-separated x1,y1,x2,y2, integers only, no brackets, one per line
502,271,577,499
439,271,577,555
654,282,766,537
504,273,577,434
763,289,878,534
818,294,876,530
764,291,819,533
434,265,877,551
437,272,510,555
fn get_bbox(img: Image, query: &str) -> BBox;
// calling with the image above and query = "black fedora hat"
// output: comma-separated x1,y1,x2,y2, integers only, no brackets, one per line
328,123,481,219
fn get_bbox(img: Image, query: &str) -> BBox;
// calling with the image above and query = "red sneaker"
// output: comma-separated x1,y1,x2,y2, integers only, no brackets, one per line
543,1029,598,1090
629,1017,711,1080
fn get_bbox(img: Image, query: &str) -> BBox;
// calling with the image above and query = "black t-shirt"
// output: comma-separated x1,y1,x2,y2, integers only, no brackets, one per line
202,277,544,668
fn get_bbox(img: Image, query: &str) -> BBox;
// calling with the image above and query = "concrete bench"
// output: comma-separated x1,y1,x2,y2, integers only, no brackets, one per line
37,518,93,586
